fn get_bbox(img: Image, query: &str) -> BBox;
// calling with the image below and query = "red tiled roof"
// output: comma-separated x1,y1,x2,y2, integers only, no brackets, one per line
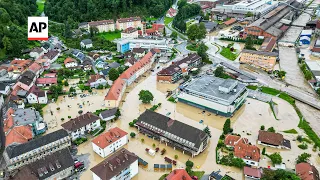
244,167,262,178
138,30,143,35
88,19,114,26
36,78,57,85
224,18,237,26
224,134,241,147
8,60,32,72
88,74,104,84
123,27,137,34
146,29,156,35
43,73,56,78
296,163,320,180
258,130,284,146
64,57,76,65
28,62,42,73
152,24,165,31
105,78,126,101
117,17,141,23
120,51,153,79
165,169,193,180
234,138,260,162
5,126,33,147
92,127,128,149
28,85,46,97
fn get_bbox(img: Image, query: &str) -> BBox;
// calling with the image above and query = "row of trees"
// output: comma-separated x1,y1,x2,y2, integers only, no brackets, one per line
45,0,174,25
172,2,201,32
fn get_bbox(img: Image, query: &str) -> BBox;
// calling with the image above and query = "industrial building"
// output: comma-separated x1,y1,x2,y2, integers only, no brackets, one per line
178,75,248,117
117,38,169,53
244,0,303,40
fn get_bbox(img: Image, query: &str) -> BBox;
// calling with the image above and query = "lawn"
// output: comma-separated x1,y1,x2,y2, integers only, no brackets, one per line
246,85,258,90
186,44,198,51
189,171,205,179
164,17,173,25
283,129,298,134
97,31,121,41
260,87,280,96
220,47,238,61
146,17,158,22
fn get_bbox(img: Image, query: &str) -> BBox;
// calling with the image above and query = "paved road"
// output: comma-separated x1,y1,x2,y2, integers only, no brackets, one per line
174,41,189,55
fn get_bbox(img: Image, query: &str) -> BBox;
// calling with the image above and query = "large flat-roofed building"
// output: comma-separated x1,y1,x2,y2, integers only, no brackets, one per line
212,0,279,17
244,0,302,39
136,110,210,157
240,49,278,71
178,75,248,117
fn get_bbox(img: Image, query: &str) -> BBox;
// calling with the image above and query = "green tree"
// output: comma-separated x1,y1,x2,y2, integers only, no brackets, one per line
186,160,194,168
245,12,253,17
223,118,231,134
269,152,282,165
316,88,320,96
138,90,154,103
305,71,312,80
244,36,255,50
262,147,266,155
215,66,224,78
108,68,119,81
90,26,99,38
163,26,166,37
170,31,178,39
187,24,199,41
278,71,286,78
260,125,265,130
204,14,210,20
267,127,275,132
203,126,211,137
262,169,300,180
197,22,207,40
130,132,136,138
2,36,13,52
296,153,311,164
231,158,246,168
69,87,76,93
197,42,208,61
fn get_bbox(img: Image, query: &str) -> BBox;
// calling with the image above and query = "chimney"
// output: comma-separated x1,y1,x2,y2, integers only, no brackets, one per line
109,163,113,171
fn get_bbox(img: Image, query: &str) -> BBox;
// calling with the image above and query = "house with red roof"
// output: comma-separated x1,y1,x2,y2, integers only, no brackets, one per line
36,77,58,87
167,8,177,18
28,62,43,78
296,163,320,180
92,127,128,158
26,85,48,104
105,78,126,108
7,60,32,75
35,59,51,70
64,57,78,68
234,137,260,166
87,74,107,88
244,167,262,179
165,169,193,180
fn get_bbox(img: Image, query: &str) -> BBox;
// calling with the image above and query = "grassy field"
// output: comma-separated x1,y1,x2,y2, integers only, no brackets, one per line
164,17,173,25
282,129,298,134
220,47,238,61
146,17,158,22
97,31,121,41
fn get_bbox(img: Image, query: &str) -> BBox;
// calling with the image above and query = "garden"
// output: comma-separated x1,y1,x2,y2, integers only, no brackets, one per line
220,43,238,61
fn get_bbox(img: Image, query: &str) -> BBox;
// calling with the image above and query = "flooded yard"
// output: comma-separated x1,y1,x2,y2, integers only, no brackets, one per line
42,65,320,180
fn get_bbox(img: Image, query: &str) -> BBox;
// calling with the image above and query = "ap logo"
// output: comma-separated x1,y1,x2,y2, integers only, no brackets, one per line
28,17,48,40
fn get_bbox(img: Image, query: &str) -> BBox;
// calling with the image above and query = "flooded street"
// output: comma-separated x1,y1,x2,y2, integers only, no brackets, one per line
279,46,315,94
42,66,320,179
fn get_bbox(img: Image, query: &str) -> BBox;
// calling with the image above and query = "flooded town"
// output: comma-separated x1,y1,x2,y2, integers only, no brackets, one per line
1,0,320,180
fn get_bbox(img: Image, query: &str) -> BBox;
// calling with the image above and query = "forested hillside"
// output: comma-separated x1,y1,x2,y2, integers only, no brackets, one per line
172,1,201,32
0,0,38,59
45,0,174,25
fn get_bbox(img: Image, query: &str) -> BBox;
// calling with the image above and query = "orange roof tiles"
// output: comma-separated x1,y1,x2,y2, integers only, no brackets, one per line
8,60,32,72
234,138,260,162
5,126,33,147
224,18,237,26
92,127,128,149
165,169,193,180
224,134,241,147
105,78,126,100
296,163,320,180
64,57,76,65
28,62,42,73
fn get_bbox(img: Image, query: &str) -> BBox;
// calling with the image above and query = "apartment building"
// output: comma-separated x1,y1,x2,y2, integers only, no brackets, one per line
92,127,128,158
12,148,74,180
61,112,101,140
178,75,248,117
157,54,202,83
104,78,127,108
4,129,71,171
240,49,278,71
121,27,139,39
88,19,115,33
91,148,138,180
136,110,210,157
116,17,142,30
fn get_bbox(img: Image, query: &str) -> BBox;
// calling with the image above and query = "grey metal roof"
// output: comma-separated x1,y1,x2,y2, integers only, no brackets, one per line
108,62,120,69
180,75,247,106
136,110,208,149
13,108,42,126
81,39,92,45
242,49,278,56
14,148,74,180
100,108,118,119
6,129,69,158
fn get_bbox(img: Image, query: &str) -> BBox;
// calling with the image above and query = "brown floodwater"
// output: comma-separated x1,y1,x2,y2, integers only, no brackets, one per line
41,64,320,180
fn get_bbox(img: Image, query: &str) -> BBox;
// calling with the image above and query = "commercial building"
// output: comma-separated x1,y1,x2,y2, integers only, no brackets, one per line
4,129,70,171
88,20,115,33
11,148,74,180
117,38,169,53
91,148,138,180
212,0,279,17
92,127,128,158
178,75,248,117
116,17,142,30
257,130,291,149
61,112,101,140
136,110,210,157
295,163,320,180
157,54,202,83
240,49,278,71
244,0,302,39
